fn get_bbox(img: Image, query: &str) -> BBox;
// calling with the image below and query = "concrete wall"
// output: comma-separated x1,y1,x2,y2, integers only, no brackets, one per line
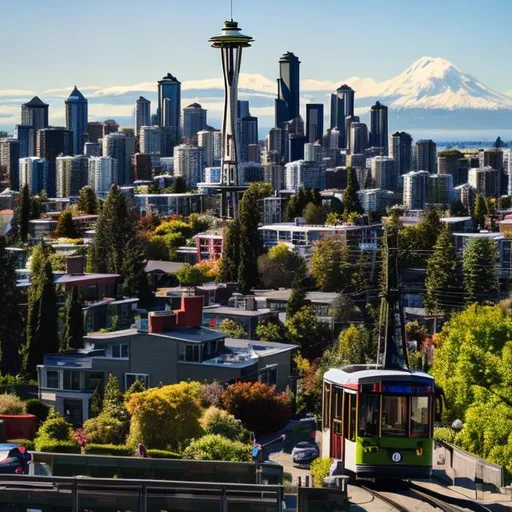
258,351,293,392
176,361,246,385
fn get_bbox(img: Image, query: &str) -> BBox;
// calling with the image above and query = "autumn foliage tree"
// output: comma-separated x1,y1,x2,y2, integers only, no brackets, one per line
222,381,291,434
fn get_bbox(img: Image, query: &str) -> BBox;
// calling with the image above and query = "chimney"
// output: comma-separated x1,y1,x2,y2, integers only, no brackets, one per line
148,311,176,334
66,256,85,275
173,295,203,328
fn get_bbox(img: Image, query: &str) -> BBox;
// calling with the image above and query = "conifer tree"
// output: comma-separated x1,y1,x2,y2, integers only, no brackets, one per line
102,373,128,421
343,168,362,215
473,193,488,230
286,277,308,319
64,286,84,351
77,186,98,214
0,236,23,374
220,219,240,282
463,238,499,305
55,210,79,239
424,225,463,314
122,234,151,302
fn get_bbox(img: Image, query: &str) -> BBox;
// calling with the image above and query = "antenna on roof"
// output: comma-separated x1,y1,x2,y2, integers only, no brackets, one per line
230,0,233,20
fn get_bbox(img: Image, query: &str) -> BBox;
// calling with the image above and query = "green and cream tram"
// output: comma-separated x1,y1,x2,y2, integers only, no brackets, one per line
322,365,439,479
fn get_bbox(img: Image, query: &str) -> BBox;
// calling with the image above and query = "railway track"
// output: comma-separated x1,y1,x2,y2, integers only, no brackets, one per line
359,484,417,512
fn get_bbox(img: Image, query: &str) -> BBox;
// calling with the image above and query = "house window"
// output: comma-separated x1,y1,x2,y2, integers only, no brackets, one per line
111,343,129,359
63,371,80,391
85,372,104,392
180,344,202,362
258,365,278,386
46,370,59,389
125,373,149,390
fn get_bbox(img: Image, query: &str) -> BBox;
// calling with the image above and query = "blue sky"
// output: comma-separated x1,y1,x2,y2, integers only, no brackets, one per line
3,0,512,92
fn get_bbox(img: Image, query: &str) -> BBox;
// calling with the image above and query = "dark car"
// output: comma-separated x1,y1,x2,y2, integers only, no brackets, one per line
292,441,319,468
0,443,27,474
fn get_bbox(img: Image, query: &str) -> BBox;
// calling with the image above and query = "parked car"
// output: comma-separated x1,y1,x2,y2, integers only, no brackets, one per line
291,441,319,468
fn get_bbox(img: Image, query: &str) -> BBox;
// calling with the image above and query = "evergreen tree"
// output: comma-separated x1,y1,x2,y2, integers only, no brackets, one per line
18,185,31,243
220,219,240,282
310,238,351,292
237,188,261,294
286,277,308,319
0,236,23,374
121,234,151,302
351,251,372,294
343,168,362,216
303,202,328,225
55,210,79,239
102,373,128,421
463,238,499,305
473,193,487,229
424,225,463,314
63,287,84,351
77,186,98,214
89,185,137,274
22,246,59,375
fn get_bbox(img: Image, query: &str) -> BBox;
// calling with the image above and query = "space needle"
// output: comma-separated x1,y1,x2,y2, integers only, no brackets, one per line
209,16,253,216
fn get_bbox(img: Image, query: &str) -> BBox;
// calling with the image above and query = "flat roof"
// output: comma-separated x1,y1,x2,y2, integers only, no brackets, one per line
203,306,272,317
253,289,338,303
259,223,382,233
145,260,184,274
452,232,504,239
324,366,434,386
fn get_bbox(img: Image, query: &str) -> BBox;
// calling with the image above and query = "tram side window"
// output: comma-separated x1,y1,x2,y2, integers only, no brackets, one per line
333,387,343,435
381,396,407,437
323,383,331,430
348,394,356,442
358,395,380,437
411,396,430,437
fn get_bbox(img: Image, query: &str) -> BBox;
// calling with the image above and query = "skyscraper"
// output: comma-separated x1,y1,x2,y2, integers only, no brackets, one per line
284,160,326,191
56,155,89,197
306,104,324,144
403,170,429,210
428,174,453,206
88,156,116,194
157,73,181,138
345,115,359,152
198,128,219,168
140,126,161,155
389,131,413,176
275,52,300,127
209,20,253,187
371,156,397,191
36,127,73,196
183,103,207,142
241,115,259,162
19,157,49,195
65,86,88,155
21,97,49,132
102,133,135,185
369,101,388,154
173,145,205,189
330,85,355,146
350,122,369,155
135,97,151,138
87,122,105,143
415,139,437,173
468,167,501,198
14,125,35,158
0,138,21,189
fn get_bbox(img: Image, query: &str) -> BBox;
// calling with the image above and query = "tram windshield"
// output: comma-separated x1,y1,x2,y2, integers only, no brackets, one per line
358,395,380,437
411,396,430,437
382,396,408,437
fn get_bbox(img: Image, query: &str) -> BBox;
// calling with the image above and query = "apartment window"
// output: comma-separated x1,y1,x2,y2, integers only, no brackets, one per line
125,373,149,390
46,370,59,389
63,371,80,391
111,343,129,359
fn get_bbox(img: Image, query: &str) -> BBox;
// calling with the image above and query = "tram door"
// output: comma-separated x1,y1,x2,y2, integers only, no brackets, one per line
343,390,357,473
331,386,343,459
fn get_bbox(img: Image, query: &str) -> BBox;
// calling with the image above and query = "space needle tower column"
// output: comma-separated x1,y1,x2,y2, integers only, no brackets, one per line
209,20,253,191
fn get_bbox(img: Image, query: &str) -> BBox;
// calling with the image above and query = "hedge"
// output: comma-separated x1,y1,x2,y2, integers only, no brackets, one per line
147,449,182,459
85,444,133,456
7,439,35,451
310,457,332,488
36,440,80,454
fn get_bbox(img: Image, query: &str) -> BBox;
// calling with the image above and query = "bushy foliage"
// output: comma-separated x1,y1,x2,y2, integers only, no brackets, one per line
7,439,35,451
0,394,26,415
183,434,251,462
310,457,332,488
433,427,455,445
83,415,128,446
146,449,182,459
222,382,291,434
36,440,80,453
85,444,133,456
176,263,210,286
257,243,306,289
200,407,250,442
126,382,203,450
25,398,50,422
256,320,288,343
102,374,128,422
35,409,74,450
217,319,248,339
334,325,374,366
198,381,225,408
310,239,351,292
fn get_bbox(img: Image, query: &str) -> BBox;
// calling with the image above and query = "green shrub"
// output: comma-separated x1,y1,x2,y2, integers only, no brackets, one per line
0,394,26,415
83,414,128,445
146,449,182,459
183,434,251,462
7,439,35,451
310,457,332,488
35,408,74,449
200,407,250,442
85,444,132,456
35,440,80,454
433,427,455,445
25,399,50,422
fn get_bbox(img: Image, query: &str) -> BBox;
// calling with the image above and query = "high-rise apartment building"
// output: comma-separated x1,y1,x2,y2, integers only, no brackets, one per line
36,127,73,196
330,85,354,147
241,115,258,162
14,125,35,158
173,145,205,189
369,101,388,154
56,155,89,197
87,122,105,143
0,138,21,189
140,126,161,155
21,97,49,132
19,157,49,195
428,174,453,206
284,159,326,191
389,131,413,176
84,142,101,157
102,133,135,185
275,52,300,127
157,73,181,137
135,97,151,138
198,129,219,168
403,170,429,210
480,149,503,170
65,86,88,155
306,104,324,144
88,156,116,194
468,167,501,198
304,143,323,163
345,115,359,152
415,139,437,173
350,123,369,155
371,156,397,191
183,103,207,142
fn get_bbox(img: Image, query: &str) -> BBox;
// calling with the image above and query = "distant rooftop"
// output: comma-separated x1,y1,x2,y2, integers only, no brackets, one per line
23,96,48,108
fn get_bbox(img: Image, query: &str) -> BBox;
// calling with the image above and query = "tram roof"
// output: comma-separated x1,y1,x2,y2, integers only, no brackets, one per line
324,365,434,386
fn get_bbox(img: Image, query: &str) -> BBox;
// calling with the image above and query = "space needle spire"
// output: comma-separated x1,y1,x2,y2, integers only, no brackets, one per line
209,19,253,187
